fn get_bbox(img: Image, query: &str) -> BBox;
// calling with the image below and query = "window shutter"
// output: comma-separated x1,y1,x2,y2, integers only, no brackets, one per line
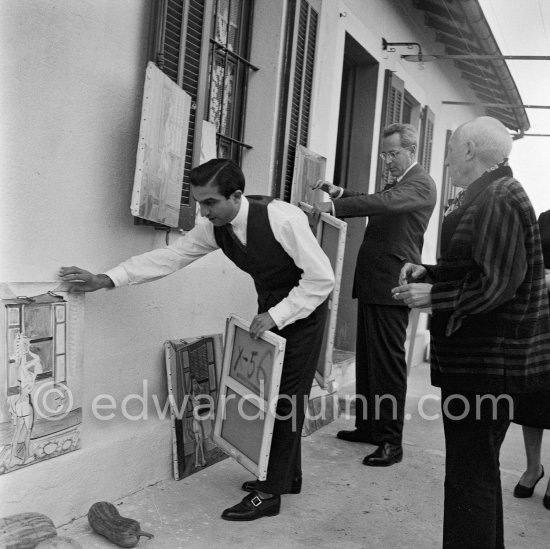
436,129,460,256
135,0,205,231
375,70,404,191
274,0,319,201
177,0,204,230
419,105,435,173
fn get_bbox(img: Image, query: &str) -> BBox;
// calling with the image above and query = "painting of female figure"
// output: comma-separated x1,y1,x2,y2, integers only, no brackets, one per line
8,333,42,466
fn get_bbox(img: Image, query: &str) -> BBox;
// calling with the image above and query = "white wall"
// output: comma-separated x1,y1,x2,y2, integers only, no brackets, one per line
0,0,256,525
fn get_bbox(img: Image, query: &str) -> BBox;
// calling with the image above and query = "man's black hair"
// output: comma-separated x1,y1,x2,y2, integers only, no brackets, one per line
189,159,245,198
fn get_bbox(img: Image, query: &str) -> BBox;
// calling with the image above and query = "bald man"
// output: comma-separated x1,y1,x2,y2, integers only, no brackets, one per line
393,117,550,549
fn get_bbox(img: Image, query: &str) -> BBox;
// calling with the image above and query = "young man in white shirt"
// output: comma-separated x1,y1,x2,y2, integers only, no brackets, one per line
59,158,334,521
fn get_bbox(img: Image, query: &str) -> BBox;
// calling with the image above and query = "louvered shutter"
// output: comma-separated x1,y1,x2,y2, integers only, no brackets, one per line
274,0,318,201
135,0,205,231
176,0,204,230
375,70,404,191
436,129,460,256
419,105,435,173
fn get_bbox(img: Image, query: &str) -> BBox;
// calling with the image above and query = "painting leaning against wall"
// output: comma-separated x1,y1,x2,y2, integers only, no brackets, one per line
165,334,227,480
0,282,84,475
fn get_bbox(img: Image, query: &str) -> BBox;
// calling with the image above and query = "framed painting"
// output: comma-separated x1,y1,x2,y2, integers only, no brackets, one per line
0,282,84,475
165,334,226,480
289,145,327,207
299,203,347,388
212,315,286,480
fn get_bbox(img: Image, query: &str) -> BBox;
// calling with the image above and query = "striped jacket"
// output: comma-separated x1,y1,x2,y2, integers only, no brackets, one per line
428,166,550,393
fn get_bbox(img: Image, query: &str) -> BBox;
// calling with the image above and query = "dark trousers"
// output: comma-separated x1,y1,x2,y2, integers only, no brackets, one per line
354,302,409,445
441,389,515,549
254,302,327,494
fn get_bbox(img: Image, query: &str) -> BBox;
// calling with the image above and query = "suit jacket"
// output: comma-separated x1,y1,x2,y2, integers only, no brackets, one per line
428,166,550,393
333,163,437,305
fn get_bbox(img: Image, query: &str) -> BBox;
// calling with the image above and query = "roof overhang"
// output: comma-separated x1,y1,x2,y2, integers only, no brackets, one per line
412,0,530,135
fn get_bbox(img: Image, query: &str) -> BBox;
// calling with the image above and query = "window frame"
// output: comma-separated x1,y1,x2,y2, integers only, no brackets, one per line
205,0,256,164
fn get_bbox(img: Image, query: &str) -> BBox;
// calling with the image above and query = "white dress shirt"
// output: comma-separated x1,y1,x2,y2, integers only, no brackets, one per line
105,196,335,330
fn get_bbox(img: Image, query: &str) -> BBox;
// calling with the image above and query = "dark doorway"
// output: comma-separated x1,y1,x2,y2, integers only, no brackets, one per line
333,34,378,351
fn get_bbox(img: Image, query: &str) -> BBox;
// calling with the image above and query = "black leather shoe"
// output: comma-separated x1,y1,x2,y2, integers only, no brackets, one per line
362,443,403,467
242,475,302,494
221,491,281,521
543,493,550,510
337,429,376,444
514,465,544,498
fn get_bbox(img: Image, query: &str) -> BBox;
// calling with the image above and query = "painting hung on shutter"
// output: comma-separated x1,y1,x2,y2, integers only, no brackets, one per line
274,0,319,202
134,0,206,231
419,105,435,173
375,70,404,191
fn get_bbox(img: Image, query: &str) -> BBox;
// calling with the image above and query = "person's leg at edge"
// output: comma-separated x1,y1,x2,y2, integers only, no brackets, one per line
518,426,544,487
441,390,512,549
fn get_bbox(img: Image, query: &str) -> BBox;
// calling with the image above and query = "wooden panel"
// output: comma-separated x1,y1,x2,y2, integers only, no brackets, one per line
131,62,192,227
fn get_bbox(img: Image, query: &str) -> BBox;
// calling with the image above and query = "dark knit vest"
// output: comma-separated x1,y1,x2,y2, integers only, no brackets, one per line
213,196,303,313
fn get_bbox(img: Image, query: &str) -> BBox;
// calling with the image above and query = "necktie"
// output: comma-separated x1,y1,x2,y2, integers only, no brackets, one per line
226,223,246,252
383,178,397,191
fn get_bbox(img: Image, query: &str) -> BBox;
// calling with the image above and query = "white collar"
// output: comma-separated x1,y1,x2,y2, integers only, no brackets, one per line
229,195,249,229
396,162,417,182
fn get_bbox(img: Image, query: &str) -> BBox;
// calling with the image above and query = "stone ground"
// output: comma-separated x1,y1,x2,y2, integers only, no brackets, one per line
60,361,550,548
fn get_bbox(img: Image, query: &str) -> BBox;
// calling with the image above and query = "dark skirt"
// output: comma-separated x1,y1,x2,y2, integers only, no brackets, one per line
513,389,550,429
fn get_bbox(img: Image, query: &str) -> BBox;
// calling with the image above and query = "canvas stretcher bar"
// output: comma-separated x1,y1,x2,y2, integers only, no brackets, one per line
290,145,327,206
299,202,347,388
212,315,285,480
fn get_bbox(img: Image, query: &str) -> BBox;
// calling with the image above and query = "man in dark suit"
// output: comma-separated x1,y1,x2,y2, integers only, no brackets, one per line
314,123,436,466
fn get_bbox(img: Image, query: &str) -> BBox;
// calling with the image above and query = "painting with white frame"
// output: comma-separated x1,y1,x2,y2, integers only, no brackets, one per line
212,315,285,480
299,203,347,388
290,145,327,207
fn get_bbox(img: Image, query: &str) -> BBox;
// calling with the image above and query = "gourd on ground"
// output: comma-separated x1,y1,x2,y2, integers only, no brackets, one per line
87,501,154,548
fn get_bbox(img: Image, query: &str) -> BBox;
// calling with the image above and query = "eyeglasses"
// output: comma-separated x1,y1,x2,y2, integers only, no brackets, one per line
379,148,409,161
